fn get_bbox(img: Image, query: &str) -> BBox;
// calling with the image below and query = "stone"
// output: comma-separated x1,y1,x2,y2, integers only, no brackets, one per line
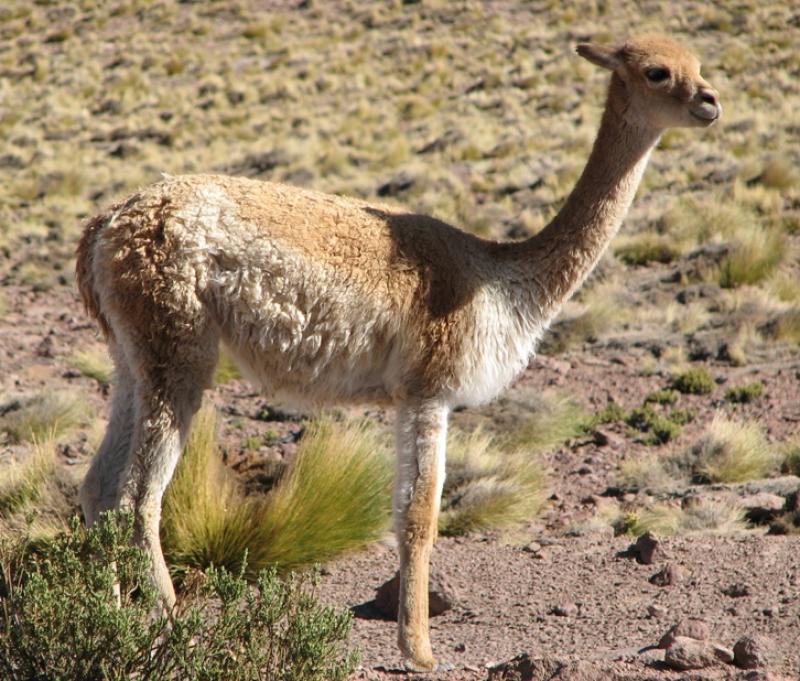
740,493,786,523
733,635,773,670
550,602,578,617
647,604,668,619
663,636,729,671
723,582,751,598
658,618,710,649
373,568,458,620
649,563,686,586
633,531,662,565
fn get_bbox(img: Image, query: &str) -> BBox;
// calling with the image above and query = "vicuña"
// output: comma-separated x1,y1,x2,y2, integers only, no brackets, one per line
77,34,720,671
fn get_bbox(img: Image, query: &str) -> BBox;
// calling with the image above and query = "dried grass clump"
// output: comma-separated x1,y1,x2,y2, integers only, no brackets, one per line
0,436,77,544
718,226,785,288
692,415,780,483
439,428,548,536
70,348,113,386
504,395,587,453
162,405,393,577
0,392,85,444
627,499,748,536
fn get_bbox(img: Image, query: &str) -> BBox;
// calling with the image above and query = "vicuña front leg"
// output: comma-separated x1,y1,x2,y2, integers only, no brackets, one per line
394,400,448,671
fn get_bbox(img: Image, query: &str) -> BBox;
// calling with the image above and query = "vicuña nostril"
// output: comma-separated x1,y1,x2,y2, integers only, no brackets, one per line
699,90,717,106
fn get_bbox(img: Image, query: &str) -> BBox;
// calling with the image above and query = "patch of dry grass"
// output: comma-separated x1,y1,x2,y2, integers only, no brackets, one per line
503,394,587,453
70,348,113,387
627,499,748,536
162,405,393,577
439,428,548,536
692,415,780,483
0,392,85,444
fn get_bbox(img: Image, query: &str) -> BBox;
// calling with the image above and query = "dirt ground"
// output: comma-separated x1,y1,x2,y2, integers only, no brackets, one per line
2,1,800,679
2,283,799,679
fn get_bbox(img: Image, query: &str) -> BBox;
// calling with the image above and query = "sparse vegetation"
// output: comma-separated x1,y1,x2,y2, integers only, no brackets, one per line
725,381,765,403
625,404,691,445
620,415,780,490
439,428,548,536
0,512,359,681
504,395,587,452
624,499,748,536
69,348,113,386
671,367,715,395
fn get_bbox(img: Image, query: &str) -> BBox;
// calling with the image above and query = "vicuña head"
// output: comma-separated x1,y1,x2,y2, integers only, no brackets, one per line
76,33,719,672
578,33,721,129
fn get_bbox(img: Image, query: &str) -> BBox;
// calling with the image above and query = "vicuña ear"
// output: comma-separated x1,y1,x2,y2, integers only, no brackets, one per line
576,43,622,71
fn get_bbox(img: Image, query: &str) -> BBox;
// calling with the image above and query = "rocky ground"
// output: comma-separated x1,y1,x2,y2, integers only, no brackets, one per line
2,282,799,679
2,1,800,679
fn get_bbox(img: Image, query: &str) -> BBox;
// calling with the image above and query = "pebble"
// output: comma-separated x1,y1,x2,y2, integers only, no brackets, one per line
658,618,710,649
633,531,662,565
733,635,773,669
649,563,686,586
647,604,667,619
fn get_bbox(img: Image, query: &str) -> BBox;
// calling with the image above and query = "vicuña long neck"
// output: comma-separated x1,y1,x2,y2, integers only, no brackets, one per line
501,79,661,320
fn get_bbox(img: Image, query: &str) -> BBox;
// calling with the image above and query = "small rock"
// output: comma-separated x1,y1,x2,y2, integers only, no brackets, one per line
740,493,786,523
550,602,578,617
733,635,773,669
649,563,686,586
664,636,728,671
658,618,710,649
723,582,751,598
522,541,542,554
373,569,458,620
647,604,668,619
633,531,662,565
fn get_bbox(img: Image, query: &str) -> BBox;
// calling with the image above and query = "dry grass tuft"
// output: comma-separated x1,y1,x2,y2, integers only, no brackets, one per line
691,415,780,483
627,499,748,536
0,436,77,542
70,348,113,386
0,392,85,444
504,395,587,453
162,406,393,577
439,428,548,536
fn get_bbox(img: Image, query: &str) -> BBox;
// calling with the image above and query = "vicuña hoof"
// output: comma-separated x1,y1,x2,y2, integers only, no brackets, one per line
404,658,453,673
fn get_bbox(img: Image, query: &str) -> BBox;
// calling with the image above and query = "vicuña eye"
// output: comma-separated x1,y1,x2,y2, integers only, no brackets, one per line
645,67,670,82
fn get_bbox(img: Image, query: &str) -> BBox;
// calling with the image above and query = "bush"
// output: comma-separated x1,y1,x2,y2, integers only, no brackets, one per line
0,512,359,681
725,381,764,403
671,367,715,395
626,405,683,445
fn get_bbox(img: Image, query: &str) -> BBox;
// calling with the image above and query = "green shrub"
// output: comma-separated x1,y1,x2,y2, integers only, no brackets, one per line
626,405,682,445
725,381,765,403
590,399,626,425
0,512,358,681
644,389,679,405
671,367,715,395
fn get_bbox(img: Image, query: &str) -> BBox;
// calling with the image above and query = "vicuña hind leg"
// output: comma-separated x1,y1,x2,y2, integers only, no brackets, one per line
80,342,137,526
393,400,448,671
116,330,218,609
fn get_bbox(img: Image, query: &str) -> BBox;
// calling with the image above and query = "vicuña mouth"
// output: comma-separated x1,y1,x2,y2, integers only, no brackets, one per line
690,108,719,122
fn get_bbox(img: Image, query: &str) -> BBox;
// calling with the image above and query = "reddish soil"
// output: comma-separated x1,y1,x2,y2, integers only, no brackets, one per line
2,282,799,679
